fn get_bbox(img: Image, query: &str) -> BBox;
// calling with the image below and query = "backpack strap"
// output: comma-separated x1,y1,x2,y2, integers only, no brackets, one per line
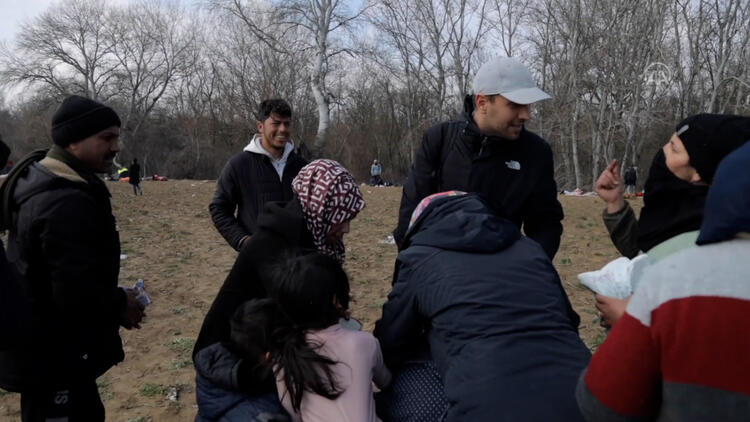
431,121,463,191
0,149,48,231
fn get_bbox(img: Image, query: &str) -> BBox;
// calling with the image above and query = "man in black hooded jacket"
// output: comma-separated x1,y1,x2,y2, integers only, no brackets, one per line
394,57,563,259
0,95,144,422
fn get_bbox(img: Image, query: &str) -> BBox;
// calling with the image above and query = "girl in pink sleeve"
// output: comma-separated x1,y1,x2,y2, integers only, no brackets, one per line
231,251,391,422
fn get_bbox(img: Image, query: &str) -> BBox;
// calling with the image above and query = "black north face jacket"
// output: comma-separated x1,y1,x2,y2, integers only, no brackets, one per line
394,99,563,259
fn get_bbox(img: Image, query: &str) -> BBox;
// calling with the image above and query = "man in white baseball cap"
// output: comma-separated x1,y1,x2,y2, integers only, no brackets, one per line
471,57,551,139
395,57,563,259
389,58,566,421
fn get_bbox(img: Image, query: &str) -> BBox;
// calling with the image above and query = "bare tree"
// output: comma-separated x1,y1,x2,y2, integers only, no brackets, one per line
107,0,197,155
206,0,366,154
0,0,117,100
490,0,531,57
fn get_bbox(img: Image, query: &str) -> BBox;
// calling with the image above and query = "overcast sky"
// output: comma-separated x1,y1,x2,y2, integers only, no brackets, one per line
0,0,54,45
0,0,178,46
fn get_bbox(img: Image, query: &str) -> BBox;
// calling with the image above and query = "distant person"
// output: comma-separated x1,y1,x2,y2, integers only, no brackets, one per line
226,252,390,422
370,159,383,186
594,114,750,327
194,159,365,421
623,165,637,194
0,95,145,422
393,57,563,259
129,158,142,195
210,99,308,251
577,141,750,422
376,192,589,422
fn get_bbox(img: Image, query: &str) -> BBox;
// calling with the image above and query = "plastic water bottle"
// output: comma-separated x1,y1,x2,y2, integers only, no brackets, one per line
133,279,152,308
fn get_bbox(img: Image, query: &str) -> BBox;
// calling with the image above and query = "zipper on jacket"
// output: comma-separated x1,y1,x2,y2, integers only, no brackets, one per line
477,136,488,158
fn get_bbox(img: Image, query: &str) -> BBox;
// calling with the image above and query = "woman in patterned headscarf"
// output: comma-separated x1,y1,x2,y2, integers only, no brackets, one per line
291,159,365,263
193,159,365,422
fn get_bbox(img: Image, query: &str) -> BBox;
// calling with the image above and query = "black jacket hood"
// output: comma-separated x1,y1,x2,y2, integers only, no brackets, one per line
405,194,521,253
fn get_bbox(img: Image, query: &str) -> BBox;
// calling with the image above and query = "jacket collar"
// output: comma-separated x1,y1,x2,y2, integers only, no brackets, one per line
243,134,294,163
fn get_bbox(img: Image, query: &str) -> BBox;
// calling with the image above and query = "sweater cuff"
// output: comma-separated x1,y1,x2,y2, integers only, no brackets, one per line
602,201,632,219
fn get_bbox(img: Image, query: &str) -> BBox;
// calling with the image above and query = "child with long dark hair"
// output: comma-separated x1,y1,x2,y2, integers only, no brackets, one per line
231,251,391,422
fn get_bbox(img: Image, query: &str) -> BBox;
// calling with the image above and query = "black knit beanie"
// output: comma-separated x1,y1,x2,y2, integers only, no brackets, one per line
676,113,750,184
51,95,121,147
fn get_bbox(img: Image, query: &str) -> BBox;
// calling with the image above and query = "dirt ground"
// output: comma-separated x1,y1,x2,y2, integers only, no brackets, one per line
0,181,642,421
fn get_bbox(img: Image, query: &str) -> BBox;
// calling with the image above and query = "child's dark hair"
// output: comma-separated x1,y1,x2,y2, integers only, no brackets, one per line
231,250,351,411
257,99,292,122
230,298,278,364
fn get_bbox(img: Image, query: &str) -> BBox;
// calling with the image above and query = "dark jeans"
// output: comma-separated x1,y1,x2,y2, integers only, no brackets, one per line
132,183,142,195
376,360,449,422
21,379,104,422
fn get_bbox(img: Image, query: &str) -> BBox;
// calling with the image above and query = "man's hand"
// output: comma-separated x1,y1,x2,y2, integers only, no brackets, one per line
240,235,251,249
121,288,146,329
595,160,626,214
595,294,630,328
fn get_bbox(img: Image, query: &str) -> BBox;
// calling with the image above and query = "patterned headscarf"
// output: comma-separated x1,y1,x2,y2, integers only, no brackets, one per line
292,159,365,263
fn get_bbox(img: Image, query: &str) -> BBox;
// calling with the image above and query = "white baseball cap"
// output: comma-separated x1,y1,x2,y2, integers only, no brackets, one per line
472,57,551,104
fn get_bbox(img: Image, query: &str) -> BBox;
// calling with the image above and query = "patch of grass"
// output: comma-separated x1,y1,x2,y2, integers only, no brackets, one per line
579,307,597,315
590,332,607,351
0,388,12,397
367,298,387,309
140,383,167,397
168,337,196,356
165,358,192,370
169,306,185,314
96,377,115,401
560,257,573,265
164,263,183,277
126,417,151,422
179,250,194,263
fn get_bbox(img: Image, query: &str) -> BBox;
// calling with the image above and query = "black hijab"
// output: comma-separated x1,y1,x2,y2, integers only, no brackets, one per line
637,149,709,252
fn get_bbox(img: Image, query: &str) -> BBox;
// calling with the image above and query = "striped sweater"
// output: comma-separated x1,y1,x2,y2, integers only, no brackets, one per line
577,238,750,421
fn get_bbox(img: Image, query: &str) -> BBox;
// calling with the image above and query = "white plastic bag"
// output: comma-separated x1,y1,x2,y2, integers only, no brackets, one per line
577,254,650,298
